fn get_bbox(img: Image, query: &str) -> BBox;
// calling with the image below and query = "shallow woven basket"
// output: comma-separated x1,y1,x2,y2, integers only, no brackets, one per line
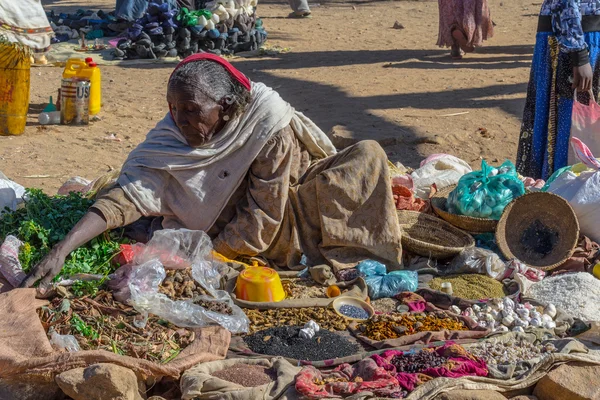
496,192,580,270
431,185,498,234
397,210,475,259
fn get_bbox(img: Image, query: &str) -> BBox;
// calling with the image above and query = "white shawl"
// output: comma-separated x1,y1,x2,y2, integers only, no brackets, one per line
118,82,336,231
0,0,53,50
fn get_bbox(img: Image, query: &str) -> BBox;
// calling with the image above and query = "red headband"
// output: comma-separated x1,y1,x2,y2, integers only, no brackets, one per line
169,53,251,91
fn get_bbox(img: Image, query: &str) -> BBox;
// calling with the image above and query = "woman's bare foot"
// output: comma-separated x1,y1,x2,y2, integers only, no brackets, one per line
451,44,464,59
452,28,474,53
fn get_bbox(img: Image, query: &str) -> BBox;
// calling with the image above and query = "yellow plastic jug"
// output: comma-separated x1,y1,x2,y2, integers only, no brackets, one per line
62,58,101,115
0,43,31,136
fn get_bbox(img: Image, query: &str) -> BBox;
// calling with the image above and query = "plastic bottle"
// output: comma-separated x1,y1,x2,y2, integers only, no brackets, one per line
38,111,61,125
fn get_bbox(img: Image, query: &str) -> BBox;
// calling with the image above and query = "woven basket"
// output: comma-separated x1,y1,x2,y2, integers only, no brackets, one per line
431,185,498,234
496,192,580,270
397,210,475,259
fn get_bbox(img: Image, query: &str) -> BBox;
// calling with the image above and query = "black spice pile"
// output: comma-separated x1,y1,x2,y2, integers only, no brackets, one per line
391,350,448,373
211,364,276,387
244,326,360,361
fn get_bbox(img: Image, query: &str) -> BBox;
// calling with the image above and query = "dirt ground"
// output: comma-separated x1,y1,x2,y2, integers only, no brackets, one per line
2,0,538,192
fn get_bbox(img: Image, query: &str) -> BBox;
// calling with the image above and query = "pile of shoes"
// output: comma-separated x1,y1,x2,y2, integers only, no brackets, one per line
46,9,123,43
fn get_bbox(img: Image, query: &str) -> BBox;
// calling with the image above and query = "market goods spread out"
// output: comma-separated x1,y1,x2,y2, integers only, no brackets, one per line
1,150,600,399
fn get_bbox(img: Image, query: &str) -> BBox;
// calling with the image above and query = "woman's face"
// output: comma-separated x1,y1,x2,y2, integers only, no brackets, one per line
167,83,226,147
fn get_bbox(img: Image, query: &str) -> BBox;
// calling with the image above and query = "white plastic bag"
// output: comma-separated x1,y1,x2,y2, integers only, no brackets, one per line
410,154,472,199
444,247,506,280
0,176,24,212
126,229,249,334
49,330,80,352
547,138,600,242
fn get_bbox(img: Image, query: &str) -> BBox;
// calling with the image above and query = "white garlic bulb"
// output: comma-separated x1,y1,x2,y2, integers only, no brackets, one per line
544,304,557,319
512,326,525,333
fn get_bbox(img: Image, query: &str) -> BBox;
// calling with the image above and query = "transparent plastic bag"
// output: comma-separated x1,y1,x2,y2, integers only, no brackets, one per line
356,260,418,300
444,247,506,280
126,229,249,334
447,160,525,220
49,330,80,352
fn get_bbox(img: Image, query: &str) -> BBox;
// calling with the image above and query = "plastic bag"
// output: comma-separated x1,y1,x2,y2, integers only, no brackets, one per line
125,229,249,333
356,260,418,300
444,247,506,280
0,235,26,287
410,154,472,199
49,330,80,352
447,160,525,220
0,176,25,212
545,137,600,242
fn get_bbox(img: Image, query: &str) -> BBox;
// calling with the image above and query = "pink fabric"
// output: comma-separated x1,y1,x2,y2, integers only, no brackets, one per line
571,137,600,170
294,359,403,399
420,154,450,168
570,91,600,167
436,0,494,48
371,343,488,392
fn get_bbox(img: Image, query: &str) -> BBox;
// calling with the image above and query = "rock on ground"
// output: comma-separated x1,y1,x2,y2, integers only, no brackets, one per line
533,362,600,400
510,396,538,400
0,379,63,400
55,363,144,400
434,389,508,400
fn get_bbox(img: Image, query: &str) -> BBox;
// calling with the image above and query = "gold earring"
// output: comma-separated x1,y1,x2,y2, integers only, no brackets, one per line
223,115,230,121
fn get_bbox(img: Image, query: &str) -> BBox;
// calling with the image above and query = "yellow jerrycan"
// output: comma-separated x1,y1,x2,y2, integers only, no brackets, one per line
63,58,101,115
0,43,31,136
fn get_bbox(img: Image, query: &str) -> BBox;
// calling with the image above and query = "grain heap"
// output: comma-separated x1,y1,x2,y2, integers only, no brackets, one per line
429,274,508,300
38,292,194,363
358,313,468,341
371,298,400,313
211,364,276,387
281,278,327,299
244,326,360,361
391,350,448,373
526,272,600,322
467,339,556,365
339,305,369,319
245,308,351,334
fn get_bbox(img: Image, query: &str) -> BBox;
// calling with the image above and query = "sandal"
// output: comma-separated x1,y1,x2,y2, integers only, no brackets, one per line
451,44,464,59
288,11,312,18
451,28,474,53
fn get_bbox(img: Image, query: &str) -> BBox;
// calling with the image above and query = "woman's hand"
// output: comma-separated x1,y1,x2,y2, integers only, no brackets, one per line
20,245,67,293
573,63,594,92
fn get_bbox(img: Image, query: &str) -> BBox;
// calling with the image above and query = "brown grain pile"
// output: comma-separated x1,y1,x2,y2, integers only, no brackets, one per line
211,364,276,387
158,268,207,300
281,278,327,299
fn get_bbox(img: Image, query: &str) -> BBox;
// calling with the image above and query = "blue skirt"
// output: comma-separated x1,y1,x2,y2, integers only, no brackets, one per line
517,31,600,180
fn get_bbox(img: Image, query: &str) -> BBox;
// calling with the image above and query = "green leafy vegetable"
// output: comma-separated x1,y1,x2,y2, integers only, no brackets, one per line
0,188,124,296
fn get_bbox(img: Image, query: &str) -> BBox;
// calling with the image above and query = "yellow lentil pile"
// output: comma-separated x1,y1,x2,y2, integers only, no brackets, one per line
428,274,508,300
244,307,351,334
358,313,468,341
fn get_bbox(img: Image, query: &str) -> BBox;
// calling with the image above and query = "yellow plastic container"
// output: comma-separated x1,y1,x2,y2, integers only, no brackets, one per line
62,58,101,115
235,266,285,302
0,43,31,136
593,263,600,280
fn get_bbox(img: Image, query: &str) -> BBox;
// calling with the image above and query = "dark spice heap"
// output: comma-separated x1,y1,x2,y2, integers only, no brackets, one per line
159,268,207,300
244,307,351,334
391,350,448,373
359,313,468,341
211,364,276,387
244,326,360,361
339,304,369,320
38,291,194,363
521,219,559,258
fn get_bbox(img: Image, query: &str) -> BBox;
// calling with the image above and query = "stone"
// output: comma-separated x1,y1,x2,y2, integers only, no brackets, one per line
510,396,538,400
56,363,144,400
434,389,507,400
0,379,63,400
533,362,600,400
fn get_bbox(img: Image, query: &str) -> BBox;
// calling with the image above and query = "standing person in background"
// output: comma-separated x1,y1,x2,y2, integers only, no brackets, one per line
517,0,595,180
0,0,53,64
288,0,311,18
436,0,494,59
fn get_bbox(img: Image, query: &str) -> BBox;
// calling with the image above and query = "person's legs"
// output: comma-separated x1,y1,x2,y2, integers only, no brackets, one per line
288,0,311,17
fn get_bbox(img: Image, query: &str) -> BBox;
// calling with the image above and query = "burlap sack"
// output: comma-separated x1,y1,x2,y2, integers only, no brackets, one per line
225,274,368,310
349,311,490,349
180,357,300,400
0,289,230,382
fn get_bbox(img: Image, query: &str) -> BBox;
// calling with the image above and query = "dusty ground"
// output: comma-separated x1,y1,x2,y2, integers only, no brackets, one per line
2,0,538,192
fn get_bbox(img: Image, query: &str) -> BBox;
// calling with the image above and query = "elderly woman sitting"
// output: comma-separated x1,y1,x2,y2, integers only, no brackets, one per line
22,54,403,289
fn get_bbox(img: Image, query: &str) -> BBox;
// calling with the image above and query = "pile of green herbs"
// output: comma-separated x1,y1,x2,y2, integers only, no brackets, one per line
0,188,124,296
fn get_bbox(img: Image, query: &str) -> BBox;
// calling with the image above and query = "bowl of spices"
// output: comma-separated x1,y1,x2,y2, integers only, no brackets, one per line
332,296,374,321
